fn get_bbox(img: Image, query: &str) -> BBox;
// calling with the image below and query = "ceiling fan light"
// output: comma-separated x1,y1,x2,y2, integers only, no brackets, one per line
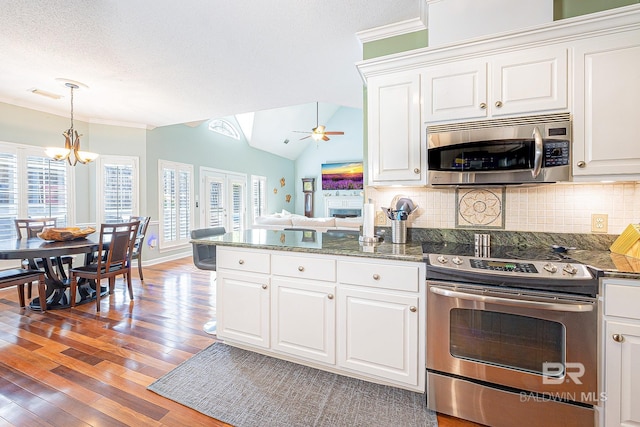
314,125,326,134
311,133,323,141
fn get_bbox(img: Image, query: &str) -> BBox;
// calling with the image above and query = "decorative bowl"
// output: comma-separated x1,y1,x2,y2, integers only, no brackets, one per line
37,227,96,242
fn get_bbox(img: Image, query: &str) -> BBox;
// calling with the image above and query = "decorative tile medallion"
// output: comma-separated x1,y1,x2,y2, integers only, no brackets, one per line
455,188,505,229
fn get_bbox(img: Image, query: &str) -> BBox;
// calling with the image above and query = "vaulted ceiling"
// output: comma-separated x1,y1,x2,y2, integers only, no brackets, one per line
0,0,421,135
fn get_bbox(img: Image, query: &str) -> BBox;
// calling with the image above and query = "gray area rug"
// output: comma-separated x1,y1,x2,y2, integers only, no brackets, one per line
148,342,438,427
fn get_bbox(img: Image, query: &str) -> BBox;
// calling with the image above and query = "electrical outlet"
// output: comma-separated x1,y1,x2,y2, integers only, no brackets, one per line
591,214,608,233
375,210,387,226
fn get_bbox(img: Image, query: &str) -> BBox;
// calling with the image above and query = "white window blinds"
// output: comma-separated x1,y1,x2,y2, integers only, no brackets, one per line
251,175,267,224
159,160,194,249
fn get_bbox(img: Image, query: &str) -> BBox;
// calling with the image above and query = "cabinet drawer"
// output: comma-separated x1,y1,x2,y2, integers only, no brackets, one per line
272,254,336,282
218,248,270,274
338,260,419,292
605,282,640,319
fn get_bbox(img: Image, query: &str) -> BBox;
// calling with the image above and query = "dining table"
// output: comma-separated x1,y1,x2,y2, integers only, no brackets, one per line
0,235,107,310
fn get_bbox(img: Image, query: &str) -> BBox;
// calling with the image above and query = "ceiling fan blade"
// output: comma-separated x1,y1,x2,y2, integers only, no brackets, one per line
322,135,330,141
292,130,311,134
324,131,344,135
299,135,311,140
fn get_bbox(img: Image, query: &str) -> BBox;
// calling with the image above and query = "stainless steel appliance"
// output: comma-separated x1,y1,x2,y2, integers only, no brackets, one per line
427,113,571,185
424,245,600,427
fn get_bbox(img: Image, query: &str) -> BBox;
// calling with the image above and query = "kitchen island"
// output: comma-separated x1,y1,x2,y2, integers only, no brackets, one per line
191,229,426,392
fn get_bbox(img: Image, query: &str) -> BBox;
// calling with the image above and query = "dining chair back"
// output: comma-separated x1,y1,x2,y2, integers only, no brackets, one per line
14,218,56,238
0,268,47,312
69,221,140,312
14,217,73,297
129,216,150,281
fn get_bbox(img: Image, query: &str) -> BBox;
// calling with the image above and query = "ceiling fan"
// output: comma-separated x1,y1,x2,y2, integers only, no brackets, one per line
293,102,344,142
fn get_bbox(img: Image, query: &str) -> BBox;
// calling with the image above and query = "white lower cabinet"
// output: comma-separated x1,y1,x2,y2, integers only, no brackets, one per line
602,278,640,426
272,278,335,364
216,270,270,348
216,246,425,391
337,286,419,386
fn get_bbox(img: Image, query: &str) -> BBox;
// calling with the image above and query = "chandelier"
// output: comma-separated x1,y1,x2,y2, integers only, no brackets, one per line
45,82,98,166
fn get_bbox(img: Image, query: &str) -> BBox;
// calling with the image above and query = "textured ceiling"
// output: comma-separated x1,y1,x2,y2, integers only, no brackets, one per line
0,0,421,133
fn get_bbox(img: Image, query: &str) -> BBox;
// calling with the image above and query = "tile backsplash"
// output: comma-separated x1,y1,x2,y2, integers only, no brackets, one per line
367,182,640,235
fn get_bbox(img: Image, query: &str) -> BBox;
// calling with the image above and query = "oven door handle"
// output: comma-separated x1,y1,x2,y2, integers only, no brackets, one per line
429,286,594,312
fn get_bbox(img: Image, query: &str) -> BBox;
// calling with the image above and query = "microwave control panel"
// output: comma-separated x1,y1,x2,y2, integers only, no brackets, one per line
543,140,570,167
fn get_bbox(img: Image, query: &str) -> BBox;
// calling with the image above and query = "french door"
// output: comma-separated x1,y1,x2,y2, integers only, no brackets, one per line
200,169,246,232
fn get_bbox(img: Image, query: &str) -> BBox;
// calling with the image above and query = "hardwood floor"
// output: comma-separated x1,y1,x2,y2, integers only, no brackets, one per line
0,257,482,426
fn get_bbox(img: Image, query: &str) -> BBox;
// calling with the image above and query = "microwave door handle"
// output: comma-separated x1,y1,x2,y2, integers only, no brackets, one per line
531,127,543,178
429,286,594,313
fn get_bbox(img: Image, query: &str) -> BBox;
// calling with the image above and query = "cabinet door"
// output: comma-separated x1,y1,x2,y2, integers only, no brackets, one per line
367,73,424,185
605,320,640,426
422,59,488,122
573,30,640,179
271,278,335,364
216,270,270,348
491,46,567,116
337,286,419,387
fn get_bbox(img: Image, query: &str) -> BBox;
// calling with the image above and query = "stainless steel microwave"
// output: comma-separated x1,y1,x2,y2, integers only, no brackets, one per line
427,113,571,186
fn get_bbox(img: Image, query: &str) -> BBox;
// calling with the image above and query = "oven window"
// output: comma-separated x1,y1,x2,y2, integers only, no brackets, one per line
450,308,565,375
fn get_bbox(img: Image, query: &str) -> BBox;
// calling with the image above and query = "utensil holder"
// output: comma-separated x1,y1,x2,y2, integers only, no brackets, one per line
391,219,407,244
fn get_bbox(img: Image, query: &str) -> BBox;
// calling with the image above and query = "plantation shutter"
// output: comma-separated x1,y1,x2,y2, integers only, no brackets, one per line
0,152,18,239
159,160,194,249
26,156,69,227
207,180,224,227
103,163,134,223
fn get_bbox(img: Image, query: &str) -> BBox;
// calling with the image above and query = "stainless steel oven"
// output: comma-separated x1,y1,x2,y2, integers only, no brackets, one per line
424,248,600,427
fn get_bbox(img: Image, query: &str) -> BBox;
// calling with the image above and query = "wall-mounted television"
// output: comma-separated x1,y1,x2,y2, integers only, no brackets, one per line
321,162,363,190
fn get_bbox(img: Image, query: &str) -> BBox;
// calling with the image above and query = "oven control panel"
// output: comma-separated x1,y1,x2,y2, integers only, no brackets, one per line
427,253,593,280
470,259,538,273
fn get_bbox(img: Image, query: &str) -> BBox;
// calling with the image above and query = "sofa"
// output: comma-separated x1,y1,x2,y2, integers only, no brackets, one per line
252,210,362,233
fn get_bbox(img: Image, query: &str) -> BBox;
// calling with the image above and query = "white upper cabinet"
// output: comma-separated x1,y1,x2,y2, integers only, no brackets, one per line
423,46,567,123
572,29,640,180
367,72,425,186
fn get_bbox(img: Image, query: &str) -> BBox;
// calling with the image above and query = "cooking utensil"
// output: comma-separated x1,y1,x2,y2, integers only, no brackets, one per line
395,197,416,215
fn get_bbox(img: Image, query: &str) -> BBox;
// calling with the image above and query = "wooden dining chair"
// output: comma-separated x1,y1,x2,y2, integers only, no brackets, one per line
69,221,140,312
0,268,47,312
129,216,150,281
14,217,73,297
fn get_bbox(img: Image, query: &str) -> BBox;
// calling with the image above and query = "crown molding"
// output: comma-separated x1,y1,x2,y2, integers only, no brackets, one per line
356,17,427,44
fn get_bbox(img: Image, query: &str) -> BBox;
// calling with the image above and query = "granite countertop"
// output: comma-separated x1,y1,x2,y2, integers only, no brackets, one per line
191,229,424,262
566,249,640,279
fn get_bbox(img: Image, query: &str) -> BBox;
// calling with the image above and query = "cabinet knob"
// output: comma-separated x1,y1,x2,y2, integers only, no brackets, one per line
372,273,380,280
479,103,487,109
298,266,305,272
577,161,586,168
238,259,245,265
495,101,503,108
612,334,624,343
409,306,417,313
413,168,420,174
327,294,334,300
262,284,268,290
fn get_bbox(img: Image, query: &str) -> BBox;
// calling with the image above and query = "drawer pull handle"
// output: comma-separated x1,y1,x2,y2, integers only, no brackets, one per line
495,101,503,108
409,306,417,313
372,274,380,280
262,284,268,290
577,161,586,168
238,259,245,265
612,334,624,343
327,294,334,300
298,266,304,272
479,102,487,109
413,168,420,174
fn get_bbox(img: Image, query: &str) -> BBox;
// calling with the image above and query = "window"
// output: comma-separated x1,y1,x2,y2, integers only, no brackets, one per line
251,175,267,223
208,119,241,140
0,142,73,240
96,156,139,224
159,160,194,249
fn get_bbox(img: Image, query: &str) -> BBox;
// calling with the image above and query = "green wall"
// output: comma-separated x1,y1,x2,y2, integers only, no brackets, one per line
363,0,638,60
146,119,295,225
